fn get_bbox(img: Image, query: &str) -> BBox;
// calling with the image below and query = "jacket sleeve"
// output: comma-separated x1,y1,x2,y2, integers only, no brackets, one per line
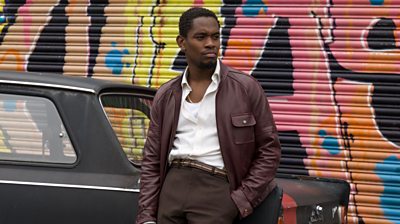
135,93,163,224
230,80,281,218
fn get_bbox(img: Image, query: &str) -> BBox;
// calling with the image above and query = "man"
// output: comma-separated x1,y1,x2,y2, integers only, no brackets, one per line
136,7,281,224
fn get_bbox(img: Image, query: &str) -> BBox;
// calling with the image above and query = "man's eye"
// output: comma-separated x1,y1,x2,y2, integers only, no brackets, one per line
195,36,205,40
213,35,220,40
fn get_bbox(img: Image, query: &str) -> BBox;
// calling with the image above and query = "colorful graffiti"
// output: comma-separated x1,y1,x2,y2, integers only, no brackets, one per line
0,0,399,223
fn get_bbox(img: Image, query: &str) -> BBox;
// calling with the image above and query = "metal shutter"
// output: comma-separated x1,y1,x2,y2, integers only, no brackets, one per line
0,1,399,223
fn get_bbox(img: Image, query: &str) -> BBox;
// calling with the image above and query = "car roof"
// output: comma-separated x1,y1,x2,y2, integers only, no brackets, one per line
0,70,152,94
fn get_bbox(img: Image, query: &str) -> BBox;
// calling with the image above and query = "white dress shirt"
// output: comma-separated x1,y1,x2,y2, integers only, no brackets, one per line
169,61,224,169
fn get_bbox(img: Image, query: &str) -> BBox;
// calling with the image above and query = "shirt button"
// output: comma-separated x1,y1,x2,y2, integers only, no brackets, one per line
243,120,247,124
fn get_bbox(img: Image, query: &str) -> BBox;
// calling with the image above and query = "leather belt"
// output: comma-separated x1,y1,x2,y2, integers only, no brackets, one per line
171,159,227,178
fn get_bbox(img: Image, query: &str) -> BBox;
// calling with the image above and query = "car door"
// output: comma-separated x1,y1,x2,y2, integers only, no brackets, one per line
0,84,153,224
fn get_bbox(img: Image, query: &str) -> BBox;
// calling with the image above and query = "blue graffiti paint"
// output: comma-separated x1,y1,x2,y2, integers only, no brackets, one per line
105,42,130,75
370,0,384,5
243,0,268,17
318,129,340,155
0,15,6,23
3,101,16,112
376,156,400,223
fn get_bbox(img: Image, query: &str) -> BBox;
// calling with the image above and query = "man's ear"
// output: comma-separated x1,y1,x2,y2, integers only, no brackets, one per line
176,35,185,52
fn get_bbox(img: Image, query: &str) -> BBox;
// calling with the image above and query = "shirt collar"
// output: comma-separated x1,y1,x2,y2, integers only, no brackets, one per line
181,60,221,89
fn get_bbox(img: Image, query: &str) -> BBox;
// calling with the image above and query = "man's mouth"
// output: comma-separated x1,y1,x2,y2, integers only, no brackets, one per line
204,52,217,58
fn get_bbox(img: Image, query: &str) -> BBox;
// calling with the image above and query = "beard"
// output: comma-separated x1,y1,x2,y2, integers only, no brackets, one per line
198,58,217,70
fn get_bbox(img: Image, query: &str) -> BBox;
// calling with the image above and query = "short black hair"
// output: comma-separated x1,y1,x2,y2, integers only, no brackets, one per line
179,7,220,38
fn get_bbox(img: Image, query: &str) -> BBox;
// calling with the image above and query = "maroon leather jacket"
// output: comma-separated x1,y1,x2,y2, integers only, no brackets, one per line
136,63,281,224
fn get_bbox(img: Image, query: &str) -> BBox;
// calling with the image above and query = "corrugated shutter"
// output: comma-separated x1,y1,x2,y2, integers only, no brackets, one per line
0,1,399,223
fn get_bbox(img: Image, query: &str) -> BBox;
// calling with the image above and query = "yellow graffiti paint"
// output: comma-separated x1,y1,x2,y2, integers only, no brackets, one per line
0,130,11,153
0,0,6,34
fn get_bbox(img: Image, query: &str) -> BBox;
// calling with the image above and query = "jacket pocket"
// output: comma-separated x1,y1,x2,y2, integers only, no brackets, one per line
231,113,256,144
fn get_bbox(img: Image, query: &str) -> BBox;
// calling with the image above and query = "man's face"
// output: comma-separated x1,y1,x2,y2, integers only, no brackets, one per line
178,16,220,70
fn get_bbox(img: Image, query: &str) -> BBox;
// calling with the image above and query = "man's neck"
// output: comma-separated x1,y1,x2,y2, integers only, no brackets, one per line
187,65,215,82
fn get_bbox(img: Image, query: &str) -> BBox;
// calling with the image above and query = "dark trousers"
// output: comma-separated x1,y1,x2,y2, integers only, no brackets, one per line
158,166,238,224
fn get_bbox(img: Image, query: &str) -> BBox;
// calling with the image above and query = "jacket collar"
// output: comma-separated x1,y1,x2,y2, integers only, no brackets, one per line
171,60,231,91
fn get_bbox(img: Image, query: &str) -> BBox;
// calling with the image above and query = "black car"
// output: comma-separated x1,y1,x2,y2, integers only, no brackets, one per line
0,71,349,224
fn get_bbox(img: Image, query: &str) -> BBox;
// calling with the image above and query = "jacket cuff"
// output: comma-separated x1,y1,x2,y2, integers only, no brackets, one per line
231,188,253,218
135,208,157,224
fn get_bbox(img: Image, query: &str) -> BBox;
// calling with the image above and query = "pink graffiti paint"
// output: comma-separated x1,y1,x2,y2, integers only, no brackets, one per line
18,0,34,46
328,1,400,74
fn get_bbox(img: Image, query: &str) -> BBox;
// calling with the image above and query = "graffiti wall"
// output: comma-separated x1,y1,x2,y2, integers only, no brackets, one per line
0,0,399,223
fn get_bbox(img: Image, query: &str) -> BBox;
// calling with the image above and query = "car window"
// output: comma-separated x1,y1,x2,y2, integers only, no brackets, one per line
0,93,76,164
100,94,152,166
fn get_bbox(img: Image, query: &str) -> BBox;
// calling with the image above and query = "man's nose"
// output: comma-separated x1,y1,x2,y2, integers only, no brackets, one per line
205,37,216,48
